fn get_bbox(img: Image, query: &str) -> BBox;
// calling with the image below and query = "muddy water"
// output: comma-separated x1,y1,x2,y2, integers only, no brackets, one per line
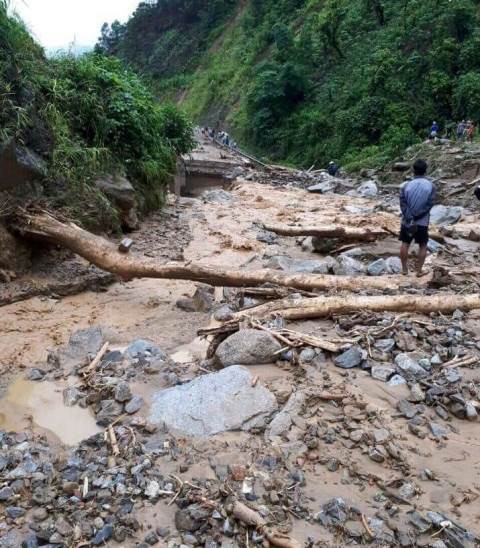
0,378,101,445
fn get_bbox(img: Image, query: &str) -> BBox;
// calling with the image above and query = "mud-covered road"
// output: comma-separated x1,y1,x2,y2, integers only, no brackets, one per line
1,138,480,547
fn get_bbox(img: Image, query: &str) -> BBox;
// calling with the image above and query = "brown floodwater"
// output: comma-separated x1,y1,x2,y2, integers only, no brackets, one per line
0,378,101,446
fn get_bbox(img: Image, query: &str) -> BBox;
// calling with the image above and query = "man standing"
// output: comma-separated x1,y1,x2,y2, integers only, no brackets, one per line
399,159,436,277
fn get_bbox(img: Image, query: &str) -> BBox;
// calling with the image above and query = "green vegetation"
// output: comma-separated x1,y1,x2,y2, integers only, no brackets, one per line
102,0,480,170
1,1,194,230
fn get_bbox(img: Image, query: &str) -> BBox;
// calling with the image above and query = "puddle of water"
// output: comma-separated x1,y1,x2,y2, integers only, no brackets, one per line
0,379,101,446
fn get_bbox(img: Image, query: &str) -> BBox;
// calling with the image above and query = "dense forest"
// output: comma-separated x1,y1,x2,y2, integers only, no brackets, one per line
98,0,480,169
0,1,193,231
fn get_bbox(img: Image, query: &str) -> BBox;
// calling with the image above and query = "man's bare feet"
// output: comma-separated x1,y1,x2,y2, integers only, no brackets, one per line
402,269,409,276
416,269,429,278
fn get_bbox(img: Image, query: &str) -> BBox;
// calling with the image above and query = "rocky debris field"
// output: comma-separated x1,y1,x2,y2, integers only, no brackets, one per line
1,139,480,547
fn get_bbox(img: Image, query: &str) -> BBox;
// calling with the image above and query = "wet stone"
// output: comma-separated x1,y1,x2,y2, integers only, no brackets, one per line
144,531,159,545
63,387,83,407
334,346,364,369
388,374,406,386
114,381,132,403
92,524,114,545
21,535,38,548
395,353,428,380
215,329,282,367
0,486,14,501
5,506,26,519
373,428,391,444
96,399,123,426
125,395,144,414
26,369,45,381
371,365,395,382
125,340,166,360
429,422,448,438
369,447,386,463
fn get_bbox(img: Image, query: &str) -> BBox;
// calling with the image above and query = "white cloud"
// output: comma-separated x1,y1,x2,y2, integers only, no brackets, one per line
10,0,140,49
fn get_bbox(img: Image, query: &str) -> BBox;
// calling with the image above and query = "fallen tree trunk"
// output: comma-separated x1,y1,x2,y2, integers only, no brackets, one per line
234,293,480,320
14,211,428,292
264,222,392,241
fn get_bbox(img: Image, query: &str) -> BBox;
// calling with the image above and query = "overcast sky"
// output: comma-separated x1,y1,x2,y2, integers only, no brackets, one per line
10,0,140,49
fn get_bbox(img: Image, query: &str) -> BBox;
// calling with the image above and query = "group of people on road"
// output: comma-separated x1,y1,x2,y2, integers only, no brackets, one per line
429,120,476,141
201,126,237,150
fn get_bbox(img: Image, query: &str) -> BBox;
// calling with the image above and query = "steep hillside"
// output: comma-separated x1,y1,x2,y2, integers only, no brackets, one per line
100,0,480,169
0,1,193,233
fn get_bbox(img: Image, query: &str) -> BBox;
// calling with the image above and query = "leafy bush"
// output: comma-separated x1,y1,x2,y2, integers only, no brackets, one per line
0,3,194,230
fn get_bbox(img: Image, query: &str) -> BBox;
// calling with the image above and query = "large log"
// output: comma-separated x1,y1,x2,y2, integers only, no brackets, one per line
13,211,428,292
234,293,480,320
264,222,392,241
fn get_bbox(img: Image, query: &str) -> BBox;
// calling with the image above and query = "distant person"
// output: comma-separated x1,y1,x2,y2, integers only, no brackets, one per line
430,121,439,139
399,159,436,277
467,121,476,142
457,120,466,140
328,161,339,176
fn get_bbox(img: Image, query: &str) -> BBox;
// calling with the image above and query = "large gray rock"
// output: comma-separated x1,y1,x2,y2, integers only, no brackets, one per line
333,255,366,276
367,258,387,276
149,365,278,436
334,346,364,369
95,174,138,230
266,255,337,274
356,180,378,197
394,353,428,380
307,179,338,194
58,326,105,369
386,256,402,274
215,329,282,367
0,141,46,191
430,205,463,226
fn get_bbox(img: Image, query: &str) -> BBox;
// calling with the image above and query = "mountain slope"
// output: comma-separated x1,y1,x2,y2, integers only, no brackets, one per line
101,0,480,169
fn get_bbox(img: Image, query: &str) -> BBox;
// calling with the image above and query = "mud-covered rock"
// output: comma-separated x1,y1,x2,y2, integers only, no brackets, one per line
215,329,282,367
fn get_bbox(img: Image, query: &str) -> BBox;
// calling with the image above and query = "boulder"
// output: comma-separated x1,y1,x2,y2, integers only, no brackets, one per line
149,365,278,436
430,205,463,226
334,346,364,369
367,258,387,276
333,255,366,276
386,256,402,274
356,180,378,197
95,174,139,230
266,255,338,274
0,223,31,273
0,141,46,191
307,180,338,194
215,329,282,367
